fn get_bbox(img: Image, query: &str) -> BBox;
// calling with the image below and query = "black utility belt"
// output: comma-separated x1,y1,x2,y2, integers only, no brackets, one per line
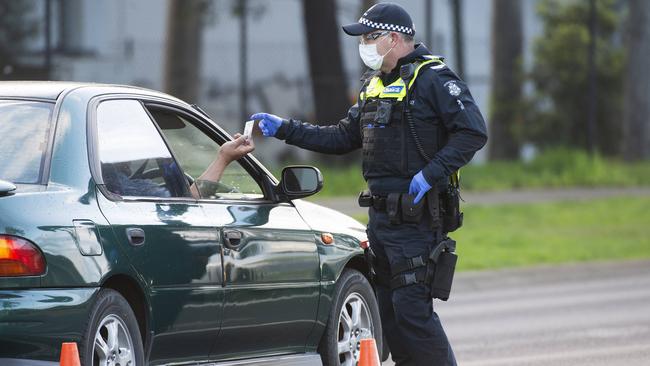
358,190,438,226
359,187,464,232
357,191,388,211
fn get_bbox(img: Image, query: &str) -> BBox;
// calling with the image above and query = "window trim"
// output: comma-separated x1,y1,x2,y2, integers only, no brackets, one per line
0,98,57,185
87,95,197,203
87,94,280,205
142,102,274,203
138,101,195,198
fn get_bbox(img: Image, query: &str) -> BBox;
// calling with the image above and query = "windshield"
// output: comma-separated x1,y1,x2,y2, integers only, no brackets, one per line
0,100,54,184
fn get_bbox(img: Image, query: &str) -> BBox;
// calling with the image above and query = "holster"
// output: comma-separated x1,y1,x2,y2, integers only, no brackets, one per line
426,238,458,301
388,236,458,301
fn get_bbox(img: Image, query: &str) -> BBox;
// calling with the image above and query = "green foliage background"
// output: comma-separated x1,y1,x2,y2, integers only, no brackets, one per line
301,148,650,197
354,196,650,271
527,0,625,155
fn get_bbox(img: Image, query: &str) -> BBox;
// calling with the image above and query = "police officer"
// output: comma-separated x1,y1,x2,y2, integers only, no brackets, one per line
252,3,487,365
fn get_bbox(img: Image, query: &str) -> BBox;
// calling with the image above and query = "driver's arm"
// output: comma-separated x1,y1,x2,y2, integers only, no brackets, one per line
190,134,255,198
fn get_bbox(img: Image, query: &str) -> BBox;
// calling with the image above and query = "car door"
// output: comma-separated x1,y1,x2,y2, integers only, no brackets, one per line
144,104,321,359
91,99,224,364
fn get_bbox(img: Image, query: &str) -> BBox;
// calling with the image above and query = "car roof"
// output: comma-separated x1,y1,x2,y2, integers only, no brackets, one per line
0,81,185,104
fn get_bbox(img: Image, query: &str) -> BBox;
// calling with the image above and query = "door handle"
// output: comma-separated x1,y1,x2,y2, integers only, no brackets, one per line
223,229,243,250
126,228,146,246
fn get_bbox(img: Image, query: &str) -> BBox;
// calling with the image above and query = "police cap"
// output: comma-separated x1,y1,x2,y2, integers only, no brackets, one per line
342,2,415,37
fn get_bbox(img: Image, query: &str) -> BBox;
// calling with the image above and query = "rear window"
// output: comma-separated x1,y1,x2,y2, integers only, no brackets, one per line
0,100,54,184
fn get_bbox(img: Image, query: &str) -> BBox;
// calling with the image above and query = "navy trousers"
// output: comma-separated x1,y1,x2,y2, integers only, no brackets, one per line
367,207,457,366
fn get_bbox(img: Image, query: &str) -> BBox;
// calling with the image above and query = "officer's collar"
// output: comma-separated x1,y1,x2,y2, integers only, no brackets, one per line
380,43,434,84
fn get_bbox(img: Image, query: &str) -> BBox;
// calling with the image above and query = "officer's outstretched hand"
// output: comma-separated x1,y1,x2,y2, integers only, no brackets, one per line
251,113,283,137
409,171,432,204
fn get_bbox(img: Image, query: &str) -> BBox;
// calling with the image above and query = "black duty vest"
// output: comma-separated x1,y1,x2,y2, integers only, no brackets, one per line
359,56,445,180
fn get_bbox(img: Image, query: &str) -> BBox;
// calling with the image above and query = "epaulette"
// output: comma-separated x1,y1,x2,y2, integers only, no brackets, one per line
422,55,447,71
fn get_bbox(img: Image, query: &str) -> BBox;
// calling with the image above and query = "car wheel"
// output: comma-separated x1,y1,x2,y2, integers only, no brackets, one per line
319,269,382,366
80,289,144,366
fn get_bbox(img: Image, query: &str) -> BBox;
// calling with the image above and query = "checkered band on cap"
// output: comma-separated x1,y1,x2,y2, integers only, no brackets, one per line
359,17,414,35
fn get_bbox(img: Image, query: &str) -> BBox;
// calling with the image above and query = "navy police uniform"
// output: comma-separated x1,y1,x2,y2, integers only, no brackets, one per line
275,4,487,365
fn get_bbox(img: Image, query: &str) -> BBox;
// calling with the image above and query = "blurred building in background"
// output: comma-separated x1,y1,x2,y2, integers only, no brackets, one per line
4,0,647,165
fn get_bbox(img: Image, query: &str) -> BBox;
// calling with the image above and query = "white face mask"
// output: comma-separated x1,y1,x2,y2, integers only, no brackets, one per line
358,36,395,70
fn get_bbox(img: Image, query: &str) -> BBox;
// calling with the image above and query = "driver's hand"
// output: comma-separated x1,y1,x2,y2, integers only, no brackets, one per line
219,134,255,163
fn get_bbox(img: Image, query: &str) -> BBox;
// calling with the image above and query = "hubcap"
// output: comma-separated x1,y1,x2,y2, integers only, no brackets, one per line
337,292,373,366
93,314,135,366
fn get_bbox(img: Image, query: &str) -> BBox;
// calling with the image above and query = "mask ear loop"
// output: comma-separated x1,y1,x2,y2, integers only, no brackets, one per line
379,32,397,58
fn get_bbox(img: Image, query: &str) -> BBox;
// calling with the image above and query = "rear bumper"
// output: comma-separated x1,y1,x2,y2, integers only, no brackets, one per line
0,287,98,362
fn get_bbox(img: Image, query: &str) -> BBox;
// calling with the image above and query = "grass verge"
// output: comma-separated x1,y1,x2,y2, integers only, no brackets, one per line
287,149,650,197
353,196,650,271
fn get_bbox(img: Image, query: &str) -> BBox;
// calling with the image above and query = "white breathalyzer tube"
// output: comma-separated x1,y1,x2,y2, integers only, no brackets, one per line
243,120,254,140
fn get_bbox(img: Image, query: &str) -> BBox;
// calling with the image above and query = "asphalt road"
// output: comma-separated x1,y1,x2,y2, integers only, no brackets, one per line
382,260,650,365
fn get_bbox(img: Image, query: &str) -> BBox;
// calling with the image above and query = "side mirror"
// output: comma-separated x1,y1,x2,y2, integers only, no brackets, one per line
0,179,16,197
277,166,323,201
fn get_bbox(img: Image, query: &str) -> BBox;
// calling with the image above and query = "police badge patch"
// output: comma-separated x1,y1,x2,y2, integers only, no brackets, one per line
444,81,461,96
383,85,404,94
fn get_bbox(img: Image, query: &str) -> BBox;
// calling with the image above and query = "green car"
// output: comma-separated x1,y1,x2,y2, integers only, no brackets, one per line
0,82,381,366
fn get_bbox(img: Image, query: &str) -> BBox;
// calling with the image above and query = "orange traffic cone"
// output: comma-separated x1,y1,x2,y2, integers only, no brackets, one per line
358,338,381,366
60,342,81,366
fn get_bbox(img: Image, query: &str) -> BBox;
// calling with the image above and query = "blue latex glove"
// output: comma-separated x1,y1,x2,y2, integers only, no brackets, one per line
409,171,432,204
251,112,283,137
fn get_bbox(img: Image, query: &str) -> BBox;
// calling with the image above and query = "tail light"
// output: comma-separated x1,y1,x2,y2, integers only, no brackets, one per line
360,240,369,249
0,235,46,276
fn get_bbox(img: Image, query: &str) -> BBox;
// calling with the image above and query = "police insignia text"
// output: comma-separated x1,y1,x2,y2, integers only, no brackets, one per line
383,85,404,94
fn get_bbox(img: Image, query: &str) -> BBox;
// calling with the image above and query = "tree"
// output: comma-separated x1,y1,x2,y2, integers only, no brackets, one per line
450,0,465,79
488,0,523,160
527,0,625,156
622,0,650,160
164,0,210,103
301,0,349,126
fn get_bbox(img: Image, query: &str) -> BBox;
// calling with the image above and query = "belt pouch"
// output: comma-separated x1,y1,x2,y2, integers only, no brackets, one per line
426,186,441,229
442,187,463,232
400,194,425,223
386,193,401,225
431,251,457,301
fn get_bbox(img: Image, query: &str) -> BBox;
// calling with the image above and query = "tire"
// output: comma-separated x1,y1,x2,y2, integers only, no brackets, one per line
80,288,145,366
319,269,382,366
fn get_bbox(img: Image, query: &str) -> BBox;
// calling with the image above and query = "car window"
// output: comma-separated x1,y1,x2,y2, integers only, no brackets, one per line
96,100,191,199
147,107,264,200
0,100,53,184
